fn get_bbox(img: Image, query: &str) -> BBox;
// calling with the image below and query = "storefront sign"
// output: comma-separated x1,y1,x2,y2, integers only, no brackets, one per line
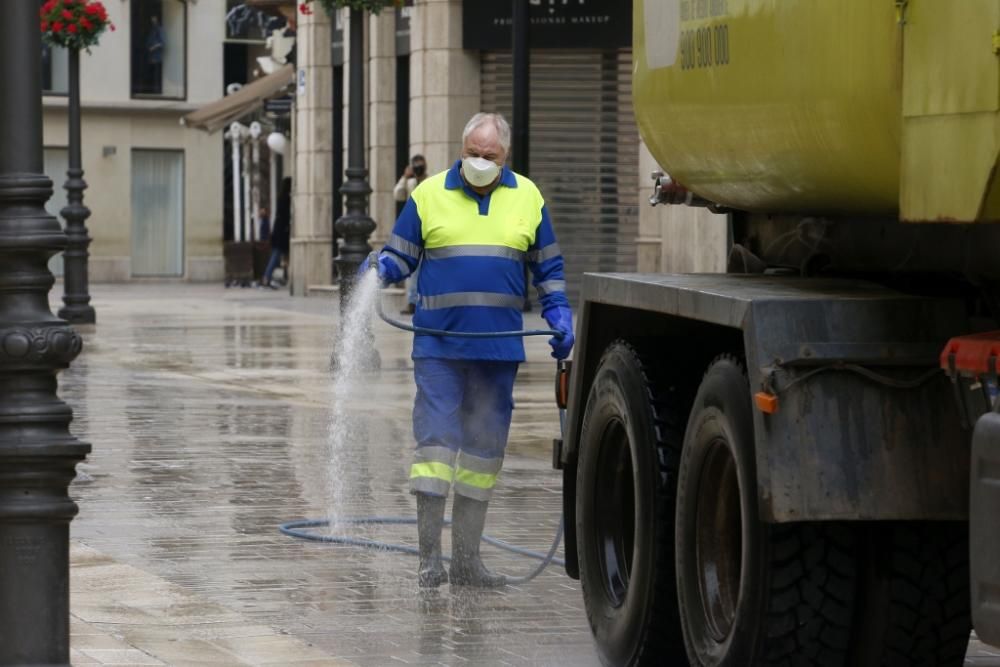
462,0,631,51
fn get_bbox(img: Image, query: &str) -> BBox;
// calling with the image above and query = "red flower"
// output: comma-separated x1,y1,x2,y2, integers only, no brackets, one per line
299,2,312,15
39,0,112,45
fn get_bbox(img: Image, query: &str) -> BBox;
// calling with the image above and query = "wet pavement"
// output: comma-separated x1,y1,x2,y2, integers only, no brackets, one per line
59,284,1000,666
63,284,593,666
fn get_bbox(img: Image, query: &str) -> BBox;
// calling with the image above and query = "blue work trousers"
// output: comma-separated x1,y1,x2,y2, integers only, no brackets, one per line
410,358,518,501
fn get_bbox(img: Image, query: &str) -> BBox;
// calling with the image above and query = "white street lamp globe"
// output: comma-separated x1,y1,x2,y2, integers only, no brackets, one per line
267,132,287,155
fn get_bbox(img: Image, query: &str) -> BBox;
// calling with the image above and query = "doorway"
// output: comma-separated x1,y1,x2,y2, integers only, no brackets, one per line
131,149,185,276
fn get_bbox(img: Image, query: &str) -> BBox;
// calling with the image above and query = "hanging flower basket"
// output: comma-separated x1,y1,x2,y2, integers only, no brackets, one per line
299,0,404,17
40,0,115,52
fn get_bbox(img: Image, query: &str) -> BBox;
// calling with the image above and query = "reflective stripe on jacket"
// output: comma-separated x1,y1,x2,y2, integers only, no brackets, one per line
380,160,569,361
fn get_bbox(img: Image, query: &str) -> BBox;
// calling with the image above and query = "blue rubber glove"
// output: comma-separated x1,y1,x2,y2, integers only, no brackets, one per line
356,251,389,286
544,306,575,360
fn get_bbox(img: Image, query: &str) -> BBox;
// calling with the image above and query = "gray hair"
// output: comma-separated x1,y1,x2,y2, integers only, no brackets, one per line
462,113,511,152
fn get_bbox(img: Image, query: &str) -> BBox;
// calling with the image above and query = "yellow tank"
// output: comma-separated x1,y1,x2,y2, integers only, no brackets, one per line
633,0,1000,222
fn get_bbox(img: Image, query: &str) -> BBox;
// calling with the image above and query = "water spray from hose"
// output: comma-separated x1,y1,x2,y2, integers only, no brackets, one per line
280,254,567,585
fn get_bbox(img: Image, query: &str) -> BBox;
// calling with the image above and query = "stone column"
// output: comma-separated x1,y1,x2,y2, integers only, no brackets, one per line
409,0,480,174
636,141,663,273
638,139,730,274
290,9,335,296
368,11,397,246
661,205,729,273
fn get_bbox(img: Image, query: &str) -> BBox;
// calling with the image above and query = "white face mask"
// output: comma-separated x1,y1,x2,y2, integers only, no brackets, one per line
461,156,501,188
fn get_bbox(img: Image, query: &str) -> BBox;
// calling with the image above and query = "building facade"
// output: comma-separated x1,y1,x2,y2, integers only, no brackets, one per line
288,0,730,298
38,0,728,288
43,0,227,282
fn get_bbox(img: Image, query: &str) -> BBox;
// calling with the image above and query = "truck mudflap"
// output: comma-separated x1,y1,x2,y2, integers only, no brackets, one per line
971,410,1000,648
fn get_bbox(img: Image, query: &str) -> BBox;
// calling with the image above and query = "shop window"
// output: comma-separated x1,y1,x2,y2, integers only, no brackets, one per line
42,43,69,95
131,0,186,99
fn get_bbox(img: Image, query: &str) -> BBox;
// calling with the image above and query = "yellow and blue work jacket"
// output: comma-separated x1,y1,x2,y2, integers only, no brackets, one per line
379,160,569,361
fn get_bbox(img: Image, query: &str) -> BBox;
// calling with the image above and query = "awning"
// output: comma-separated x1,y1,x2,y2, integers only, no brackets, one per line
181,64,294,134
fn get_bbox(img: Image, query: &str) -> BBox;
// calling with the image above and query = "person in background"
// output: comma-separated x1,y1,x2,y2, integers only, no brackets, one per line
258,206,271,243
393,155,428,315
263,178,291,289
146,15,165,94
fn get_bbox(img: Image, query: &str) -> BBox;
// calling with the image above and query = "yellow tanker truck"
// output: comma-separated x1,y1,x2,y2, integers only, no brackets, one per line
557,1,1000,664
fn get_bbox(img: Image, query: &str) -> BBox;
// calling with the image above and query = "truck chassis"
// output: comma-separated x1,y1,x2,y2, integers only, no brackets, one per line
559,273,978,665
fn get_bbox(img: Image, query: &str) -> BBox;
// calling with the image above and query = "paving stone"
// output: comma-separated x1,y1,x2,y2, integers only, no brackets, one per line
76,648,165,665
116,639,245,664
69,648,103,665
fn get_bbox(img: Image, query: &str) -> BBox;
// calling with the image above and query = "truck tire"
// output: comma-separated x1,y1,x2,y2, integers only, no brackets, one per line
676,356,857,666
576,341,687,666
852,522,971,667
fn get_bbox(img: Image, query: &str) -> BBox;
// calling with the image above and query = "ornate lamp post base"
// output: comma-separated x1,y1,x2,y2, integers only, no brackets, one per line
58,304,96,325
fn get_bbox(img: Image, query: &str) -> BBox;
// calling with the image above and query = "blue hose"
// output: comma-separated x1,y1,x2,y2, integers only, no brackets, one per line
374,281,564,340
279,272,567,585
279,516,565,586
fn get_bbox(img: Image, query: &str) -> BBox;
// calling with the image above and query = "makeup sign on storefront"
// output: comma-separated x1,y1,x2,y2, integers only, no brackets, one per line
462,0,632,50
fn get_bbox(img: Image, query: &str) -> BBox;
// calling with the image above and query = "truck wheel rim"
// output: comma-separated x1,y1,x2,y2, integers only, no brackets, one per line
695,438,742,642
595,418,635,608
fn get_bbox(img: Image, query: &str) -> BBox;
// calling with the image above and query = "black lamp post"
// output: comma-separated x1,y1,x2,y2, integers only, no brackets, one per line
0,1,91,662
512,0,529,177
333,8,376,309
332,7,380,369
512,0,532,312
58,47,96,324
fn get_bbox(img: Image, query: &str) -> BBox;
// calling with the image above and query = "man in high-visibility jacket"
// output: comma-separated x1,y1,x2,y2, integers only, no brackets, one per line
369,112,574,588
